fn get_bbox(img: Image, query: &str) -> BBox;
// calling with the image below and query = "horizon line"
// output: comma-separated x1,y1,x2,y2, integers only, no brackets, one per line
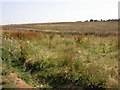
0,18,118,26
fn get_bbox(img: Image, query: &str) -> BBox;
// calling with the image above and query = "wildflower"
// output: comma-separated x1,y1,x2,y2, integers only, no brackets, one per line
13,49,17,52
84,38,87,40
8,49,11,52
26,41,30,44
78,50,81,53
40,85,43,88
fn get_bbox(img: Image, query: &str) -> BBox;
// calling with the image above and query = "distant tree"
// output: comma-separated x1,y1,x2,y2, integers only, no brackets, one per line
107,19,111,21
107,19,118,21
102,20,106,22
76,21,81,22
90,19,93,22
85,20,88,22
94,20,98,22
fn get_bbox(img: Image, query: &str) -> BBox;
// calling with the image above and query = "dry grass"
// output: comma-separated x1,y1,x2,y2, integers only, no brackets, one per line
1,21,118,88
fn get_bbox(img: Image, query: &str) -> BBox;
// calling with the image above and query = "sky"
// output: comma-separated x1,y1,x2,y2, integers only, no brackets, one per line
0,0,119,25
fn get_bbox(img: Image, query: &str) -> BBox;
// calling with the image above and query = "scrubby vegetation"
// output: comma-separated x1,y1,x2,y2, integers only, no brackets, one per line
1,20,119,89
1,28,118,89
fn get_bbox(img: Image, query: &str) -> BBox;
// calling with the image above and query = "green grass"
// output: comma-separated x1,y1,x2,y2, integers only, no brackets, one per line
1,29,118,88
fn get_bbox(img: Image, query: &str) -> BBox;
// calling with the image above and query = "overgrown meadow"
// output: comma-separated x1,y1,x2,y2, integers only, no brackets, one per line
1,22,119,88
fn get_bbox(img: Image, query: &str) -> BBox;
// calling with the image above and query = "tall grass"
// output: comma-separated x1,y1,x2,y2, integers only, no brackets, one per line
1,31,118,88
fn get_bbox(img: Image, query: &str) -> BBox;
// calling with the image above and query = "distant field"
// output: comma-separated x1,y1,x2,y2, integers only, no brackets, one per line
1,21,119,89
1,21,118,35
